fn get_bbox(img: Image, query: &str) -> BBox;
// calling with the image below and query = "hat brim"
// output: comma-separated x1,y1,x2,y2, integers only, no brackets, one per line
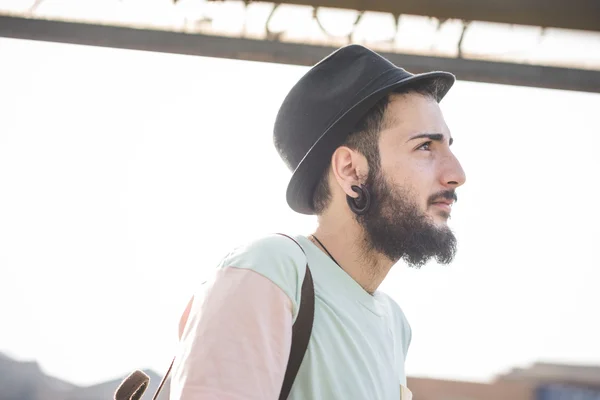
285,70,455,215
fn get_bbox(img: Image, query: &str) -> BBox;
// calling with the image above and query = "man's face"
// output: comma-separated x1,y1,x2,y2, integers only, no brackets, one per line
358,92,466,267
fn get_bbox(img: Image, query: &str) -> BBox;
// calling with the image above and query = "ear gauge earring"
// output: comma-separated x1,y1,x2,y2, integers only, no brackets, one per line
346,184,371,215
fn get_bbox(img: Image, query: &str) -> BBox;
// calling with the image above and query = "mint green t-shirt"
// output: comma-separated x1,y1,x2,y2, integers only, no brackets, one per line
217,233,413,399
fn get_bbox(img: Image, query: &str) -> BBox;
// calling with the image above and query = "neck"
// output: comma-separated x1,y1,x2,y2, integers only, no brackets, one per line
312,212,393,295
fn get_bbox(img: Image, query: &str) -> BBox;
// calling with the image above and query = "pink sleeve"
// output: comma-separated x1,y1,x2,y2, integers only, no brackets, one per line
170,267,293,400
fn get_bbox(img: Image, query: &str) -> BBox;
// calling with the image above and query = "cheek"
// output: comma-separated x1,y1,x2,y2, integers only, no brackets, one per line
383,161,432,206
383,164,431,205
386,155,430,185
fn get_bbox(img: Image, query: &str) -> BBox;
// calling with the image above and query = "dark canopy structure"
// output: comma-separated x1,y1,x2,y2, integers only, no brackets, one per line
1,0,599,93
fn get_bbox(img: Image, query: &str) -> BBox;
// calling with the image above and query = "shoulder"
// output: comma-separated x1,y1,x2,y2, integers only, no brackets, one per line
221,234,307,279
218,233,308,319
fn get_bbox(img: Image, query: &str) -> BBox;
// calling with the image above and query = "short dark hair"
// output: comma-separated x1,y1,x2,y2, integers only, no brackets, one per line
311,78,448,214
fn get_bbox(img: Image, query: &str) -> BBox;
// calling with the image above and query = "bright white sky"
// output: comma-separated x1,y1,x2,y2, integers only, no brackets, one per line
1,5,600,389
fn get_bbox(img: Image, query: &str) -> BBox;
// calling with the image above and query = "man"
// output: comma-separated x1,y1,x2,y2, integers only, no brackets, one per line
170,44,466,399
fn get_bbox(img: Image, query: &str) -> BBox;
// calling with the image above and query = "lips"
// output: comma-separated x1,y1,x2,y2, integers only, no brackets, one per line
431,199,454,206
430,199,454,215
428,191,457,213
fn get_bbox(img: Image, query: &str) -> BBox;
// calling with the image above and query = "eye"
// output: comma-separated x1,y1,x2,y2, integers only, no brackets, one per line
417,141,432,151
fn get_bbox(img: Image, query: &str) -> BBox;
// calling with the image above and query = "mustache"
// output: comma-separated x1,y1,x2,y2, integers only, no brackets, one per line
428,190,458,205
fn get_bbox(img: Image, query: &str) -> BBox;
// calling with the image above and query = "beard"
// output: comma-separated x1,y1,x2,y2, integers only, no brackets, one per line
356,168,458,268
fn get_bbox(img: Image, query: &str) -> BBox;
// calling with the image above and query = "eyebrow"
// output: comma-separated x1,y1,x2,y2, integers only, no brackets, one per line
407,133,453,146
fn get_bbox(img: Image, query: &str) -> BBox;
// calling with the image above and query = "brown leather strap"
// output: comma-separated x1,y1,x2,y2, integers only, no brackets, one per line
147,234,315,400
115,370,149,400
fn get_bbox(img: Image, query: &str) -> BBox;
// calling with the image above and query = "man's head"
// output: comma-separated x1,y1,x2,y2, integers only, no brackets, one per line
312,79,466,268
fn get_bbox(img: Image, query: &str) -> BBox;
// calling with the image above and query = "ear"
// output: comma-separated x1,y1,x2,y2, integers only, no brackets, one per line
330,146,368,198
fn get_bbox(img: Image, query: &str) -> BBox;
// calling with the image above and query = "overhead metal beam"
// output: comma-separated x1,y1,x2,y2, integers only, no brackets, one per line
1,15,599,94
243,0,600,32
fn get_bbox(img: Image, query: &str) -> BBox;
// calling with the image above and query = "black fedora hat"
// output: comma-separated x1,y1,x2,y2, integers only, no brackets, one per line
273,44,455,215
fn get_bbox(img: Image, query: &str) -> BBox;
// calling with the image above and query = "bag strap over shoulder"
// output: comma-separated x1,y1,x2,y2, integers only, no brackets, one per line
276,233,315,400
115,234,315,400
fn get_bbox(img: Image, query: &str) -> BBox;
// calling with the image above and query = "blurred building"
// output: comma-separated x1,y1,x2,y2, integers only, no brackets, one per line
2,351,600,400
503,363,600,400
408,363,600,400
408,376,533,400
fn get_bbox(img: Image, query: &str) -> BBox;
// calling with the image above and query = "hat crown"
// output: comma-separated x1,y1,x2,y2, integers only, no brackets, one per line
273,45,409,173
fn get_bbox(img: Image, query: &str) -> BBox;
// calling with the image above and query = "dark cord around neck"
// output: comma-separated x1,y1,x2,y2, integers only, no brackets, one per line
310,235,341,268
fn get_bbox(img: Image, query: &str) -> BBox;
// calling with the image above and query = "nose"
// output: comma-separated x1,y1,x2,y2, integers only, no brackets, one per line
441,152,466,189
